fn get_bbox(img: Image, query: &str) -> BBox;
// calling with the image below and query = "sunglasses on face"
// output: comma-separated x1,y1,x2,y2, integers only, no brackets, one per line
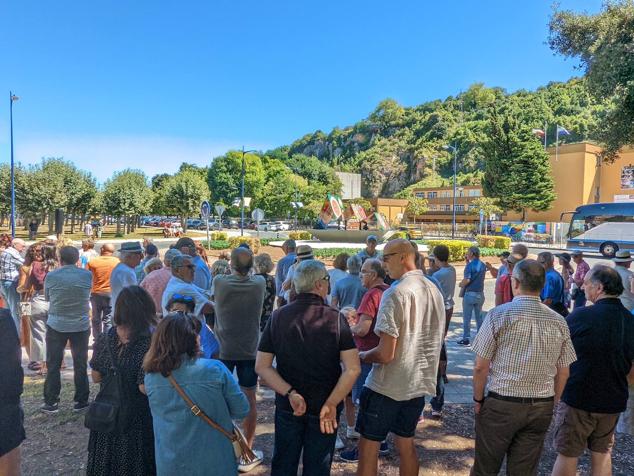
172,293,195,303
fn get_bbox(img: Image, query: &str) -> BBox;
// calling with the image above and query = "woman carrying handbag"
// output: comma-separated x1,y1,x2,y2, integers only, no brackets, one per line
143,313,250,476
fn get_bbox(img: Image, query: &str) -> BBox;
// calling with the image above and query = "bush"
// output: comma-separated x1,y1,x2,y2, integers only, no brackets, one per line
312,248,362,259
426,239,474,262
289,231,312,241
388,231,409,240
201,240,230,250
228,236,261,253
210,231,228,241
479,247,503,257
259,238,273,246
476,235,511,250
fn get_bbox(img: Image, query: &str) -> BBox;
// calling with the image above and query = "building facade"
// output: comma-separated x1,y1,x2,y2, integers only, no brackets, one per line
406,142,634,223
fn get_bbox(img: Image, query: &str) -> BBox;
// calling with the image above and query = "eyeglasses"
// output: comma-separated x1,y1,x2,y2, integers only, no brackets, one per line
321,274,330,282
382,252,400,261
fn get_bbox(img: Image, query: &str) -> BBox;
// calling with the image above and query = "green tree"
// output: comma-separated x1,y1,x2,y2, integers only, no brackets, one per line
482,107,556,221
207,151,265,205
404,196,429,224
158,170,210,231
549,1,634,161
103,169,153,234
468,197,503,235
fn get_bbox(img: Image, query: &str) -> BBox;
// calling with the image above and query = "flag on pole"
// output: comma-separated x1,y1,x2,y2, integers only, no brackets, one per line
556,125,571,136
531,128,545,138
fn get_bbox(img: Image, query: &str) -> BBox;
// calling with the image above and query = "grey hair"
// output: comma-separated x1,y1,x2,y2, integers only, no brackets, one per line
512,259,545,293
364,258,386,280
346,255,362,274
293,260,328,294
164,248,182,266
254,253,274,274
171,254,192,271
143,257,163,274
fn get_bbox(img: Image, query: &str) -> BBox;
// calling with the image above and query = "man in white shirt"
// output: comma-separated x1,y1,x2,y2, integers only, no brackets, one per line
161,254,213,317
613,251,634,311
109,242,143,328
356,239,445,476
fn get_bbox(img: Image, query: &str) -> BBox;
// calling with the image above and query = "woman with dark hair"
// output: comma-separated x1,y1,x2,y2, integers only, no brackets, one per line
86,285,157,476
22,244,57,373
328,252,349,304
144,313,249,476
254,253,276,331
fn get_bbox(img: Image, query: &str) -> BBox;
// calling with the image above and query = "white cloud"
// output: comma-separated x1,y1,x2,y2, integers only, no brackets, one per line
4,133,272,183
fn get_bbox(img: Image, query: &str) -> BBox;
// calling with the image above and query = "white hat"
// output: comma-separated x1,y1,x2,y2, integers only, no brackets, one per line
613,250,632,263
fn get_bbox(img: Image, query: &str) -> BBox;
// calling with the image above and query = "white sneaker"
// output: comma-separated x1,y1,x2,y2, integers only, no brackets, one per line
335,435,345,449
346,427,360,439
238,449,263,473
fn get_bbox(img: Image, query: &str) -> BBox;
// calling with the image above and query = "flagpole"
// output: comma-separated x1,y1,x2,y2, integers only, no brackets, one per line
555,125,559,162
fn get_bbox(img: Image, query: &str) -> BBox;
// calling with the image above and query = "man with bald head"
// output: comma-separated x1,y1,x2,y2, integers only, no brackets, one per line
355,239,445,476
86,243,119,338
213,246,266,456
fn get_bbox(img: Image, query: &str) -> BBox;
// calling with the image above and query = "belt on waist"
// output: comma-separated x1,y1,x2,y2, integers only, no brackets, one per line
487,391,554,404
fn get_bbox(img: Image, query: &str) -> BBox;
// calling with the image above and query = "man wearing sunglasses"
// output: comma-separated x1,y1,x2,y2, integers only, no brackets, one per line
355,239,445,476
161,255,213,318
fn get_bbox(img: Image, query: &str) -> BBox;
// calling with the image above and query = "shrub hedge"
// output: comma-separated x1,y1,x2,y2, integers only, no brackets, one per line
426,240,474,262
476,235,511,250
289,231,313,240
312,248,361,259
228,236,261,253
210,231,228,241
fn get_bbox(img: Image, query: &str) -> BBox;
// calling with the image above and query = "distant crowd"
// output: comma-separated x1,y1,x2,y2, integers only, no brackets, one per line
0,233,632,476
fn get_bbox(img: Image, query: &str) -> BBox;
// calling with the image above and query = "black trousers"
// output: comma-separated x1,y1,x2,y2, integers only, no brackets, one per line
44,326,90,406
90,293,112,339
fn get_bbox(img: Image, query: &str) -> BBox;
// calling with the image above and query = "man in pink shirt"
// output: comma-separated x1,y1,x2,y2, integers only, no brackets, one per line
571,251,590,308
140,248,181,316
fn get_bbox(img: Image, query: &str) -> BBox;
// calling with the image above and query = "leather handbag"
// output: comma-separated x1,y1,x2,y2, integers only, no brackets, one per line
167,374,257,463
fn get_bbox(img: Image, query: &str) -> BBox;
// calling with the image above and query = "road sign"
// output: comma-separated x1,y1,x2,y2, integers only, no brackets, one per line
252,208,265,222
215,204,226,217
200,201,210,219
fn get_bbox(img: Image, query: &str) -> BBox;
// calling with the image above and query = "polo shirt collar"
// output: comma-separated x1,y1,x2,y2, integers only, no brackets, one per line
295,293,325,305
512,295,541,303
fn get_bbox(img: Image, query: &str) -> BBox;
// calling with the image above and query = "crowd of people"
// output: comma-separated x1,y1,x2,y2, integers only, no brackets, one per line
0,232,632,476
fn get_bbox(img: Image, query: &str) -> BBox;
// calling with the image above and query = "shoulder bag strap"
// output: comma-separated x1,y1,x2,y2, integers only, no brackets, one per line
167,374,236,442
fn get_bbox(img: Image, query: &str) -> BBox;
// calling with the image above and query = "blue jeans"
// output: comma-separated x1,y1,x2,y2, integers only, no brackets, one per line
462,291,485,340
272,407,339,476
353,363,373,404
0,279,21,338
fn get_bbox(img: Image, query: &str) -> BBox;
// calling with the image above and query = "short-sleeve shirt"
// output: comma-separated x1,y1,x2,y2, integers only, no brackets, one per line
110,263,138,309
332,274,366,309
431,266,456,309
365,270,446,401
356,249,381,263
464,259,486,293
354,284,390,351
495,273,513,305
258,293,356,415
573,260,590,284
471,296,576,398
86,255,120,295
161,276,211,317
45,265,93,333
541,269,564,304
563,298,634,413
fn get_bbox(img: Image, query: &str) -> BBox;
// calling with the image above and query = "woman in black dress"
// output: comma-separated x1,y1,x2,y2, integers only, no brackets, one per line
87,286,157,476
254,253,276,331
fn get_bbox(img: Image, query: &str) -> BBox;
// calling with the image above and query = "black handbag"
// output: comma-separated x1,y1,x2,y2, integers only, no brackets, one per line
84,333,131,434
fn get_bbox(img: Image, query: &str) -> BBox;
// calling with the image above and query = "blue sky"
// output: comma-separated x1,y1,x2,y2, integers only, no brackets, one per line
0,0,602,182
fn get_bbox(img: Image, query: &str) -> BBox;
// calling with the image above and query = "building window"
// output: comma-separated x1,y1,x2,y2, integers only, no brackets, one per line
440,204,451,212
468,189,481,197
428,191,437,198
456,204,465,212
414,192,425,198
440,191,451,198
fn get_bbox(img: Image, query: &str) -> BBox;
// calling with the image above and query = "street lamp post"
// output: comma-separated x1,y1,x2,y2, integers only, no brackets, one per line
9,92,19,239
239,147,257,237
443,144,458,240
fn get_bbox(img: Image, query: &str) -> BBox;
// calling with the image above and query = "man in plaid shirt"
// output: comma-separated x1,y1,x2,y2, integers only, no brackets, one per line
470,259,577,475
0,238,26,337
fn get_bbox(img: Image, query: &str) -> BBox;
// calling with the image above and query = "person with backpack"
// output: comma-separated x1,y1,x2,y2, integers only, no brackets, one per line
86,286,157,476
143,313,250,476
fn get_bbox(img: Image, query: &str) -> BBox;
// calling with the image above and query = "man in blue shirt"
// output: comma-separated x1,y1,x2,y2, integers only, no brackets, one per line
457,246,486,346
538,252,567,316
175,237,211,291
331,255,366,309
275,239,296,307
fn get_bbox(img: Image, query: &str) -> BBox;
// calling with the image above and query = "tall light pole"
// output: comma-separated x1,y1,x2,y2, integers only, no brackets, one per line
9,92,19,239
443,144,458,240
239,147,257,236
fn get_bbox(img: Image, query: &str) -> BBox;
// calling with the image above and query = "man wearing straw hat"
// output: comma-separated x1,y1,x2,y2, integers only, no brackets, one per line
613,251,634,311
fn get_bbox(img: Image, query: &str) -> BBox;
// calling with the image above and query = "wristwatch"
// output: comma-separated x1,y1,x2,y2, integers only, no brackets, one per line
285,387,296,398
473,396,485,404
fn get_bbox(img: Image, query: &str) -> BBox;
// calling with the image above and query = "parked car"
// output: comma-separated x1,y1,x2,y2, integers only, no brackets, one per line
257,221,272,231
222,218,239,229
200,220,222,230
187,219,203,229
273,221,290,231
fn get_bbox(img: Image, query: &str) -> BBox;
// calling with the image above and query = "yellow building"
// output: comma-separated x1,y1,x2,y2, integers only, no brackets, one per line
408,142,634,223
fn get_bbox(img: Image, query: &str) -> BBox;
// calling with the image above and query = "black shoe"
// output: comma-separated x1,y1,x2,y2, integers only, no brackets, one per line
41,403,59,414
456,338,470,346
73,402,90,412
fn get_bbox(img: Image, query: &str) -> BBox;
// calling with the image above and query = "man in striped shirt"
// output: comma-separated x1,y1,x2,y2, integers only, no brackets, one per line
471,259,577,476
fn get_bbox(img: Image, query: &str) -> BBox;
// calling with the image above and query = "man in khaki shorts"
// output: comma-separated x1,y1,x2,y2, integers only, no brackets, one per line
551,265,634,476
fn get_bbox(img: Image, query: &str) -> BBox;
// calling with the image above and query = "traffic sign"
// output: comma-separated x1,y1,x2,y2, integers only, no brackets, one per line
215,204,226,217
200,201,210,219
251,208,265,222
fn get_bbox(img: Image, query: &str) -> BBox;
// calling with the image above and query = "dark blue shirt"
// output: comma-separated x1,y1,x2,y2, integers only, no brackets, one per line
540,269,564,304
562,298,634,414
275,252,296,297
463,258,486,293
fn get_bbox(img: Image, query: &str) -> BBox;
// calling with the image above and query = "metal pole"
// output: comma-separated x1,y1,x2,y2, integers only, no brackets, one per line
240,146,245,237
451,146,457,240
9,92,16,239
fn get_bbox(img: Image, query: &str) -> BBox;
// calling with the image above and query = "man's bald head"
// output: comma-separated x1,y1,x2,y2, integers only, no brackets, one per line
382,238,417,280
231,247,253,276
101,243,115,256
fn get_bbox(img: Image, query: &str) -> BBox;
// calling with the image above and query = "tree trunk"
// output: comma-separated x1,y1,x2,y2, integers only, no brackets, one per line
48,212,54,233
182,215,188,233
521,208,527,223
116,216,122,235
70,210,76,234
